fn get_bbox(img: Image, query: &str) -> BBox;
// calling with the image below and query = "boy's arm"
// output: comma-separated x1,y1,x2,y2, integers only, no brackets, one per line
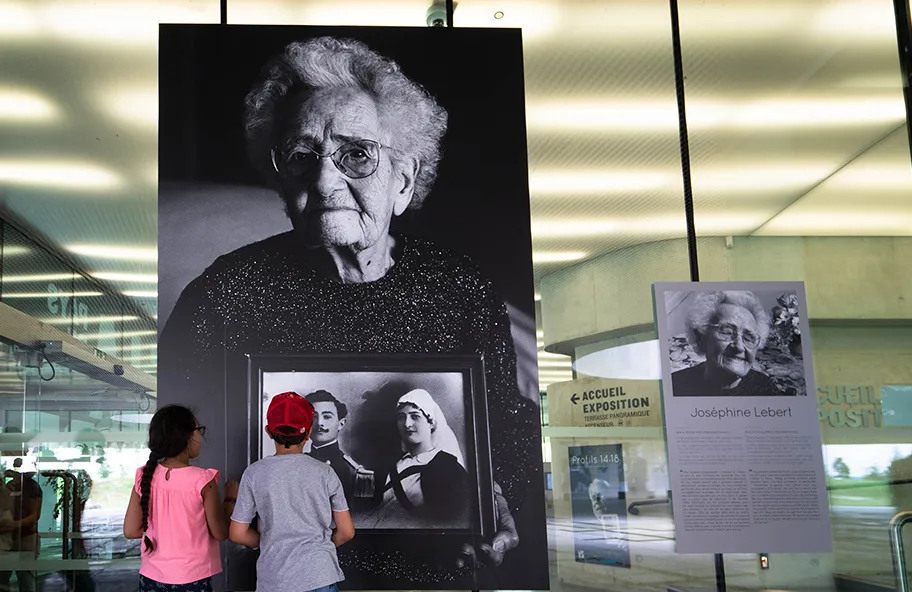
229,520,261,548
228,472,259,548
331,510,354,547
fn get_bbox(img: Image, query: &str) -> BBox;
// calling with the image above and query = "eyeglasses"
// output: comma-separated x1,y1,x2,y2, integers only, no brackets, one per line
271,139,387,180
194,426,207,437
710,324,760,349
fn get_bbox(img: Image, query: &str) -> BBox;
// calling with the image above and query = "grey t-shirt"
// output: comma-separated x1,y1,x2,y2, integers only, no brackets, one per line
233,453,349,591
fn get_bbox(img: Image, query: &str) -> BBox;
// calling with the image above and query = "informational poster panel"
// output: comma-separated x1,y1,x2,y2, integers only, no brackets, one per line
568,444,631,568
547,377,662,428
157,25,547,590
653,282,832,553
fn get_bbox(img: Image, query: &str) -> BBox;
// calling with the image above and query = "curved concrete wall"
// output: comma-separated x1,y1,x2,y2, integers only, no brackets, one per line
540,236,912,351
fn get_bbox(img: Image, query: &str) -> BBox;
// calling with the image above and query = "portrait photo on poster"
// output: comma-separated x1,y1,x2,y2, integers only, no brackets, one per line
251,354,494,537
568,444,631,569
662,288,808,397
157,24,546,590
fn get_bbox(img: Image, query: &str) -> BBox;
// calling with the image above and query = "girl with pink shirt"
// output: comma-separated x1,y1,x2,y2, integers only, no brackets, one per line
123,405,237,591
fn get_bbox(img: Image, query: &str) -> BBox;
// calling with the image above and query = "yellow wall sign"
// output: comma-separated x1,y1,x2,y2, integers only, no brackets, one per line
547,376,662,428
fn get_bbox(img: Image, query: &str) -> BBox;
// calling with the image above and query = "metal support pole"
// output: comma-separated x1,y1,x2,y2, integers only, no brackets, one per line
668,0,699,283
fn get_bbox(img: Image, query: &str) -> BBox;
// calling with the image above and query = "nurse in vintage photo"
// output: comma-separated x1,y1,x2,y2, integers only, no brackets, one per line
361,389,470,529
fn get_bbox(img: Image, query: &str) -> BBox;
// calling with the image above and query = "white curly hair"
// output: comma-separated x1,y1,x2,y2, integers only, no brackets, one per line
685,291,770,355
243,36,448,208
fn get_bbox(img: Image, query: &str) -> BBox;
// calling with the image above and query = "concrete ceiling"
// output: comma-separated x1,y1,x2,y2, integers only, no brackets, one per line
0,0,909,387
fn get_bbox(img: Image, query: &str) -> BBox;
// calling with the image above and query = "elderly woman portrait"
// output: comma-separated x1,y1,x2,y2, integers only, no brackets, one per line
159,32,538,587
671,291,790,397
360,389,470,529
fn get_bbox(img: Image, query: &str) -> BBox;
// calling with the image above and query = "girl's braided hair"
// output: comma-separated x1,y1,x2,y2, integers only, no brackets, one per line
139,405,197,552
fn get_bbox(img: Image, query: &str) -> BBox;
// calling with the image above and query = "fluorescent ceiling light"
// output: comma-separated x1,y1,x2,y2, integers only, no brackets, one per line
100,88,157,128
530,163,835,197
0,160,121,189
530,170,668,194
532,251,587,263
42,315,139,325
40,2,215,46
123,290,157,298
121,354,157,361
538,361,572,369
2,246,31,256
731,98,904,128
79,330,156,340
0,87,60,122
67,245,157,262
0,2,39,37
810,0,895,38
532,213,768,238
695,164,835,191
3,273,73,283
121,343,157,352
4,291,102,299
526,97,903,132
532,219,619,238
92,272,158,283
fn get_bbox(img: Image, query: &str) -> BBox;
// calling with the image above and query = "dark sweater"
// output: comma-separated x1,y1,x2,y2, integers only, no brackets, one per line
159,232,540,586
671,362,790,396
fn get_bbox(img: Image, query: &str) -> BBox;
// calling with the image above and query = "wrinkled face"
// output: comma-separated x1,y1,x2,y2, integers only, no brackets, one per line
397,404,434,448
702,303,760,380
275,87,416,251
312,401,344,446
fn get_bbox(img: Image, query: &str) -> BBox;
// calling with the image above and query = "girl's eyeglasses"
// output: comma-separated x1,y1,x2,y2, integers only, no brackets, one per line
195,426,207,437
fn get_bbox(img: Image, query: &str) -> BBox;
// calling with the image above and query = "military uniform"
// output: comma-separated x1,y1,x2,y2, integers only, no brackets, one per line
308,441,373,505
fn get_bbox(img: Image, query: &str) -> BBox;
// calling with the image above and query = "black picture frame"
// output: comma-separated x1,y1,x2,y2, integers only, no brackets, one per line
247,353,495,545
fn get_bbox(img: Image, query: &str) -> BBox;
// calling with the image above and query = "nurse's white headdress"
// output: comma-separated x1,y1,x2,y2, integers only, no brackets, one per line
397,388,466,469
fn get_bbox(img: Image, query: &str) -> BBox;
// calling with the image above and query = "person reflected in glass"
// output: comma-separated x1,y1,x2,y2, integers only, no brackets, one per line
0,428,41,592
160,36,531,575
672,291,788,396
363,389,469,529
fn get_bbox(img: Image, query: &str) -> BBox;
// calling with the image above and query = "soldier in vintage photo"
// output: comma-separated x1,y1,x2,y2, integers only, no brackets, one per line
305,390,372,506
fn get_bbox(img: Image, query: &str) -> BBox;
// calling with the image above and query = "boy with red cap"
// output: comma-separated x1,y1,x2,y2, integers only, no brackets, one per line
230,392,355,592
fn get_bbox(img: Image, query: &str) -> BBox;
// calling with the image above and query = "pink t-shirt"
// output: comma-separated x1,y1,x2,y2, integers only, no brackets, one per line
133,465,222,584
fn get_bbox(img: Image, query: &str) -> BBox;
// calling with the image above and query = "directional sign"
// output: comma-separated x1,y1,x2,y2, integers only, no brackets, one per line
547,376,662,428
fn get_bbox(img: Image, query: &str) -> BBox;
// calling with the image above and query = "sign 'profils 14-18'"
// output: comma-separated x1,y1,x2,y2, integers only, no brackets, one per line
571,387,650,414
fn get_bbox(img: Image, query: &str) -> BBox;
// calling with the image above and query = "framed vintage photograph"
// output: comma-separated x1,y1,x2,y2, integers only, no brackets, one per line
247,353,495,541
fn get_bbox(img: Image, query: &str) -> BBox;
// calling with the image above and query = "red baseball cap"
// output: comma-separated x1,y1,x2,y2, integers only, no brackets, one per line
267,392,315,434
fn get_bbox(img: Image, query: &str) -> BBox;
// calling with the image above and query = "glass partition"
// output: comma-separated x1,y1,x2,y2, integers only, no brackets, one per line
679,0,912,589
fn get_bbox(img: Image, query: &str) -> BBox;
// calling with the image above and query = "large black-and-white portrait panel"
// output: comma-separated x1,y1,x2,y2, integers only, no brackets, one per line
660,285,810,397
157,24,546,591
